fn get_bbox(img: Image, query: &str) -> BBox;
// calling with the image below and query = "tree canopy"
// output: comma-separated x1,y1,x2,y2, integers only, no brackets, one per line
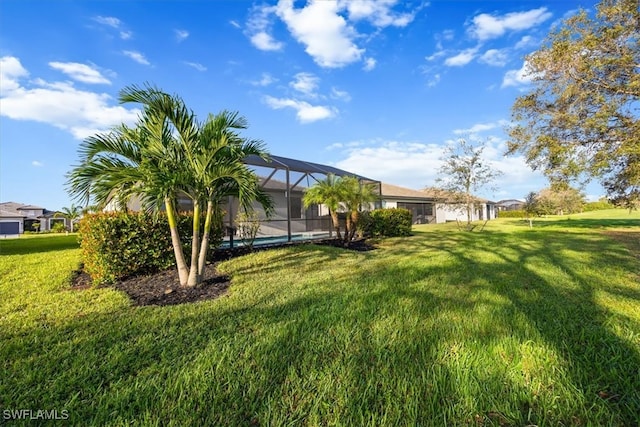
507,0,639,208
436,139,502,228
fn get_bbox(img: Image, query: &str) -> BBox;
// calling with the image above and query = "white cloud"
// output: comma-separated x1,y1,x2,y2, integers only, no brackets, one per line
175,29,189,42
331,87,351,102
276,0,363,68
290,72,319,97
469,7,552,41
93,16,121,28
444,48,478,67
246,4,284,51
0,56,140,140
333,138,543,197
48,62,111,84
425,49,447,62
363,57,377,71
264,95,335,123
251,32,284,51
93,15,131,39
184,62,206,72
514,35,536,50
341,0,416,27
251,72,277,86
123,50,150,65
427,73,441,87
246,1,420,68
0,56,29,95
32,160,43,167
478,49,509,67
335,140,445,188
502,61,536,88
229,20,241,29
453,120,509,135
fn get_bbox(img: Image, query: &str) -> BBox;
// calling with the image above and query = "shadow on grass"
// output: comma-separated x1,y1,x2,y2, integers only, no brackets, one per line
405,229,640,424
2,229,639,425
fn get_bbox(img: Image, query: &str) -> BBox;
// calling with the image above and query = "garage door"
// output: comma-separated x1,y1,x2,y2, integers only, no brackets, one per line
0,222,20,234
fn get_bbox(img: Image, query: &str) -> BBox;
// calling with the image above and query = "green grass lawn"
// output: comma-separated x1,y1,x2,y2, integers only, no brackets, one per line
1,210,639,426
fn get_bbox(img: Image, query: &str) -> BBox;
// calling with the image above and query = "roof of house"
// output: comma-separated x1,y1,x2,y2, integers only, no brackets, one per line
420,188,496,204
0,208,25,218
496,199,525,206
381,183,442,200
0,202,53,217
16,204,45,210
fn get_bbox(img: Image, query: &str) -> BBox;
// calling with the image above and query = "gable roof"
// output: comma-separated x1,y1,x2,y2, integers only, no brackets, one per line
0,202,53,217
381,183,442,200
17,204,45,210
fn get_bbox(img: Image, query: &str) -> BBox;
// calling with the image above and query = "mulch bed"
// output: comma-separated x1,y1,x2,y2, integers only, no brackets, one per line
70,238,376,307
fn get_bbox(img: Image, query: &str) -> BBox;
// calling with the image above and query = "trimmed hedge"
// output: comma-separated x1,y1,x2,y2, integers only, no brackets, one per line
359,208,413,237
78,212,223,285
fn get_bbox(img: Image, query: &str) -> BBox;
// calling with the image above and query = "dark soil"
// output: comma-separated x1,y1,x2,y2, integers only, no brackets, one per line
70,238,376,307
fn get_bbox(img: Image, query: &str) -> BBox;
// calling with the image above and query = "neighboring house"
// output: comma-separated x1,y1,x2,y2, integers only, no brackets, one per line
0,202,70,235
379,183,445,224
419,188,497,222
496,199,525,211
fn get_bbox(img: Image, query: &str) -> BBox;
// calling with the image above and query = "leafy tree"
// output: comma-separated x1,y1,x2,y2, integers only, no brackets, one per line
436,139,502,230
55,204,82,232
507,0,639,208
536,184,585,215
523,192,539,218
67,84,272,287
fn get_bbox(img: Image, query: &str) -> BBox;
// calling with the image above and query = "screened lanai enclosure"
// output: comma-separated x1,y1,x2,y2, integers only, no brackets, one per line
221,154,381,245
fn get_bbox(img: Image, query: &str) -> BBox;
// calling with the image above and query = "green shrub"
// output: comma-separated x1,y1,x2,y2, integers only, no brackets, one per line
78,211,223,285
497,210,526,218
51,222,68,233
359,208,413,237
583,200,614,212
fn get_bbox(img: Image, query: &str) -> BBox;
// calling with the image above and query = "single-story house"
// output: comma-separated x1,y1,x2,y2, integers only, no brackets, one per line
379,184,497,224
0,202,71,235
496,199,525,211
379,182,444,224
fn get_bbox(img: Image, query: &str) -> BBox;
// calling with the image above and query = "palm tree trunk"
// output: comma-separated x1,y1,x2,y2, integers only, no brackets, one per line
197,200,214,278
165,197,189,286
330,210,342,241
349,211,358,241
344,214,353,246
186,200,201,287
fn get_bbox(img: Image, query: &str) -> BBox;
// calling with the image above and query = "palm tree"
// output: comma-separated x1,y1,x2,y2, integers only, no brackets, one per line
67,83,271,287
341,177,379,243
303,174,346,241
55,204,82,232
182,110,273,285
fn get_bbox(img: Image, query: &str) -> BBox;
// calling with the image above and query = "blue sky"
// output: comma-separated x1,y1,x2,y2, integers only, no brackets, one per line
0,0,601,210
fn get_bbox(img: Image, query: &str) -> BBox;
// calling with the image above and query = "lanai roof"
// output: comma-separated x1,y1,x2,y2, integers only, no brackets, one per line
244,154,378,183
